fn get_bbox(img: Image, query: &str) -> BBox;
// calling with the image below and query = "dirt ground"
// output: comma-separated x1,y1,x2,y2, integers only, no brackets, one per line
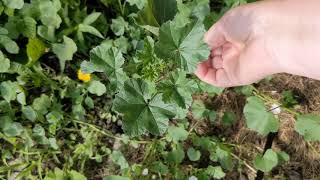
196,74,320,180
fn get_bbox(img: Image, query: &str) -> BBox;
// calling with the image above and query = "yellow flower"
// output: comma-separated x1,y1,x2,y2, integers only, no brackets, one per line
77,69,91,82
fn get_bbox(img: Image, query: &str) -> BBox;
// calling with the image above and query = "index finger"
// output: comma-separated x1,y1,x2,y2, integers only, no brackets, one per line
204,22,227,49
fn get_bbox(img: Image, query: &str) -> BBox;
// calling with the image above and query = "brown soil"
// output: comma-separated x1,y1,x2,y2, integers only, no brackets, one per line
197,73,320,180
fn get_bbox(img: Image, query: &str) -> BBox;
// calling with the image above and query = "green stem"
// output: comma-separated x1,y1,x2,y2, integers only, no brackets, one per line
141,142,155,165
118,0,124,15
122,1,127,14
37,155,43,180
73,120,150,144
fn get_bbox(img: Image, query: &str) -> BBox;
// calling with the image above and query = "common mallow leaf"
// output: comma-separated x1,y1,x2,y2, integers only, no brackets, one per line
295,114,320,141
88,80,106,96
159,70,197,108
155,20,210,73
253,149,278,173
244,97,279,136
88,45,127,91
113,79,176,136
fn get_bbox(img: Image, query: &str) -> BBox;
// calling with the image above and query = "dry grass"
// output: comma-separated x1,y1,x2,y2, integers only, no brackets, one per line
198,73,320,179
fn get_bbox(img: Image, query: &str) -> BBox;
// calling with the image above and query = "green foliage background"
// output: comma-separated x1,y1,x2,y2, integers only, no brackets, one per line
0,0,319,179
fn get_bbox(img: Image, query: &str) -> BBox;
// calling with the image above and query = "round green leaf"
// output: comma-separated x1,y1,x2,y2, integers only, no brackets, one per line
110,151,129,170
39,0,62,28
208,111,217,122
166,144,185,164
17,92,26,105
85,96,94,109
167,125,189,143
0,51,10,73
1,116,24,137
222,111,236,125
277,151,290,164
244,96,279,136
0,81,18,102
22,106,37,122
191,100,206,119
187,147,201,161
32,94,51,115
295,114,320,141
88,80,106,96
205,166,226,179
0,36,19,54
52,36,77,72
2,0,24,9
253,149,278,173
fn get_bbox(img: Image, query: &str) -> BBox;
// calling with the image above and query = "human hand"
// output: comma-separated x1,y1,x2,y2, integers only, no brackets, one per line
196,0,320,87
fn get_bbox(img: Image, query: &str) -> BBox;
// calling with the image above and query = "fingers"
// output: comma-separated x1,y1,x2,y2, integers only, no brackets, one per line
212,47,222,56
195,60,233,87
215,69,233,87
196,42,243,87
204,23,227,49
212,56,223,69
195,60,211,79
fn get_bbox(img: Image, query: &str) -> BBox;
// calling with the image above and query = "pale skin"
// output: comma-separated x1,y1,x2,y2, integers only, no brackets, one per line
196,0,320,87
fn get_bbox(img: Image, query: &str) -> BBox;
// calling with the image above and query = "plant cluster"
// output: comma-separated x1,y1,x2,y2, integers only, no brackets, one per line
0,0,319,179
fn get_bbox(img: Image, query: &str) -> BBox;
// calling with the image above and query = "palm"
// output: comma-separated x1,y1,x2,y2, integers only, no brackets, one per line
196,6,280,87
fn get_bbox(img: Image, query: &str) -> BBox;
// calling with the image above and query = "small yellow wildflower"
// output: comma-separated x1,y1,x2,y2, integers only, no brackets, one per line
77,69,91,82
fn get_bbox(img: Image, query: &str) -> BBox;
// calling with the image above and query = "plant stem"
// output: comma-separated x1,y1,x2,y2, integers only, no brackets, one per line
73,120,150,144
230,153,257,174
188,119,202,133
118,0,124,15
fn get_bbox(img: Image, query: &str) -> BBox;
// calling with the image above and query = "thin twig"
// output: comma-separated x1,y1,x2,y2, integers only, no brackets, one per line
307,142,320,157
231,153,257,174
188,120,201,133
